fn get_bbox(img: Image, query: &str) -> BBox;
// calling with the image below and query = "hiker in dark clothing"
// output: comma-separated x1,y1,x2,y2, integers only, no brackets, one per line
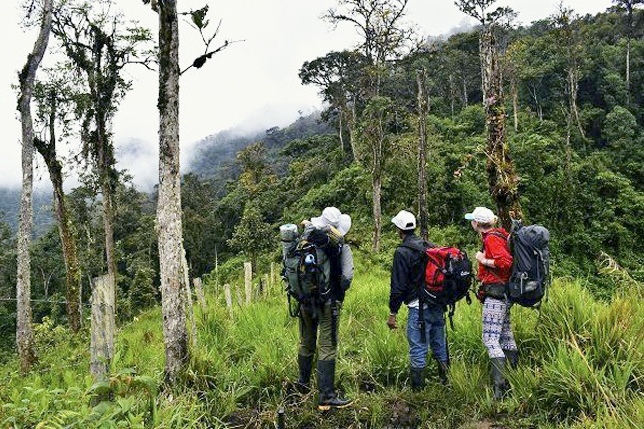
387,210,449,390
465,206,517,400
297,207,354,410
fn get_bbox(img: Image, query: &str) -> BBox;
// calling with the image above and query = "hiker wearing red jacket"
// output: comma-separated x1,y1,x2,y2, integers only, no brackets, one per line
465,206,517,400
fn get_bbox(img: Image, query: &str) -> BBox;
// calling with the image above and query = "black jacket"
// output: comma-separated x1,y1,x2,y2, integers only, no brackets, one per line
389,234,433,314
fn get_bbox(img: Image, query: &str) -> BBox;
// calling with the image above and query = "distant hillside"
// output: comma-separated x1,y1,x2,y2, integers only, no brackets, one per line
0,187,54,235
187,111,333,186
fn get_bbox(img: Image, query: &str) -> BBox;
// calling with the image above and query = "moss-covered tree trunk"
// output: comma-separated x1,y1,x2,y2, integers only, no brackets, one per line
16,0,52,373
482,27,522,229
34,128,82,332
157,0,189,385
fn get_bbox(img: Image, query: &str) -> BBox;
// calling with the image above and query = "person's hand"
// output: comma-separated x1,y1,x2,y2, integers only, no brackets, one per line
387,313,398,330
475,251,485,263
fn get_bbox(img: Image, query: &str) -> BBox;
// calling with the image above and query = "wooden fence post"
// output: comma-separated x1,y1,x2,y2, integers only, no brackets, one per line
90,273,115,381
244,262,252,304
224,283,233,317
194,277,206,307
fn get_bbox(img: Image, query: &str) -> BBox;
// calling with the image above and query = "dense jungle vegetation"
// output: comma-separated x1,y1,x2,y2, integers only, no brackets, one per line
2,2,644,427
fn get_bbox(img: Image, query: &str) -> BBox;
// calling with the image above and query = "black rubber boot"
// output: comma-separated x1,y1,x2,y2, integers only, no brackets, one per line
297,354,314,393
410,367,425,391
504,349,518,369
491,357,508,400
436,360,450,385
317,360,353,410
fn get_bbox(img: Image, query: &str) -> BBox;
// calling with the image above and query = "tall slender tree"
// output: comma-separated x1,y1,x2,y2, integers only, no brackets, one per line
144,0,233,384
53,3,141,296
33,74,83,332
325,0,417,250
416,68,429,241
456,0,522,227
50,0,152,377
551,5,586,141
612,0,644,104
153,0,188,385
356,96,397,251
16,0,53,373
299,50,368,160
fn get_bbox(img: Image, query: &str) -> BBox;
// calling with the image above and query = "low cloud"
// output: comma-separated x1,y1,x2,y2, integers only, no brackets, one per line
115,138,159,191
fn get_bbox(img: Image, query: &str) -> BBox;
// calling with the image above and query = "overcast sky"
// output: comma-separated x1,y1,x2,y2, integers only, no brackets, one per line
0,0,613,190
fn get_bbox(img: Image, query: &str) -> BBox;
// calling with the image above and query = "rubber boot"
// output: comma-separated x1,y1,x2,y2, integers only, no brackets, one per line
504,349,518,369
297,354,314,393
436,360,450,386
317,360,353,410
410,367,425,391
490,357,508,400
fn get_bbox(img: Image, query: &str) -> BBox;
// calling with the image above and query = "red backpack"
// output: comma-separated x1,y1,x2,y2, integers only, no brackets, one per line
402,243,473,327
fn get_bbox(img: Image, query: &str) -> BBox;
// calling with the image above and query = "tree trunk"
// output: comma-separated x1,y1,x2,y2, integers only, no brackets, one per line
338,109,344,152
157,0,189,385
482,26,522,229
462,76,468,107
416,69,429,241
348,99,359,161
448,74,455,118
95,106,117,301
626,37,630,104
626,4,633,105
34,132,82,332
567,66,585,139
372,174,382,252
479,34,489,103
511,76,519,132
371,116,385,253
16,0,52,373
101,185,117,299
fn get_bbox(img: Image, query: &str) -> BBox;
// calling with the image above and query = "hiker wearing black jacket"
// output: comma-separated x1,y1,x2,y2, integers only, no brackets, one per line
387,210,449,390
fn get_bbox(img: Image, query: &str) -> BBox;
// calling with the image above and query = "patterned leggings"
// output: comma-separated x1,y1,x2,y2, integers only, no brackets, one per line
482,298,517,359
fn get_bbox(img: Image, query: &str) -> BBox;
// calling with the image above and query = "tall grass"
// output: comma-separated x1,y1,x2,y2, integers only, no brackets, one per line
1,250,643,427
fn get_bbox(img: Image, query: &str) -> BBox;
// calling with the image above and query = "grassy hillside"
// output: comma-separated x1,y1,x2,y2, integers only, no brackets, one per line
1,251,643,428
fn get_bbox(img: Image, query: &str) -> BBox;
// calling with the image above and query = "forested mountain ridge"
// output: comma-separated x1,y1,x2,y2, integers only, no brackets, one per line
187,112,333,185
2,2,644,427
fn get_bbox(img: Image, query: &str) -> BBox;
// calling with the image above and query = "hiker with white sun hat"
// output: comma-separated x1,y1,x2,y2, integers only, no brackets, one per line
294,206,354,410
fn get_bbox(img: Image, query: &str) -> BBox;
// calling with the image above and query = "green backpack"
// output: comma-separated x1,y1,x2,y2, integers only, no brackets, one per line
281,224,340,317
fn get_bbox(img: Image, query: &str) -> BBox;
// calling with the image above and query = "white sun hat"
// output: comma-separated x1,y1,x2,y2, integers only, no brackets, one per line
391,210,416,231
464,206,497,224
311,206,352,236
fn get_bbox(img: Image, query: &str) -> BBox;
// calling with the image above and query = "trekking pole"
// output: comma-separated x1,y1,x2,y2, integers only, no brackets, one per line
277,407,285,429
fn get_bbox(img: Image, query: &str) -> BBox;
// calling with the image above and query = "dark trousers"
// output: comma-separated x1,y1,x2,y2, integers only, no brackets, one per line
299,301,341,361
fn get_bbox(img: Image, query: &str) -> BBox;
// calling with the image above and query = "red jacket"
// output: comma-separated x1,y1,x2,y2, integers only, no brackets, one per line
478,228,513,285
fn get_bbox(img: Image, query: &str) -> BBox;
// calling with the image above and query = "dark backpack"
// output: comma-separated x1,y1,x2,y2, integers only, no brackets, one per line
402,242,473,327
282,226,341,315
507,221,550,308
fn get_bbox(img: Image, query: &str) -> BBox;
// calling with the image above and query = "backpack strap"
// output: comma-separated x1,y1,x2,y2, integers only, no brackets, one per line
481,231,510,300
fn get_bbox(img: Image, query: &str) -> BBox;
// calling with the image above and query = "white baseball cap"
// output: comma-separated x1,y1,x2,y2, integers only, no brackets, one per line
391,210,416,231
464,206,497,224
311,206,352,236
